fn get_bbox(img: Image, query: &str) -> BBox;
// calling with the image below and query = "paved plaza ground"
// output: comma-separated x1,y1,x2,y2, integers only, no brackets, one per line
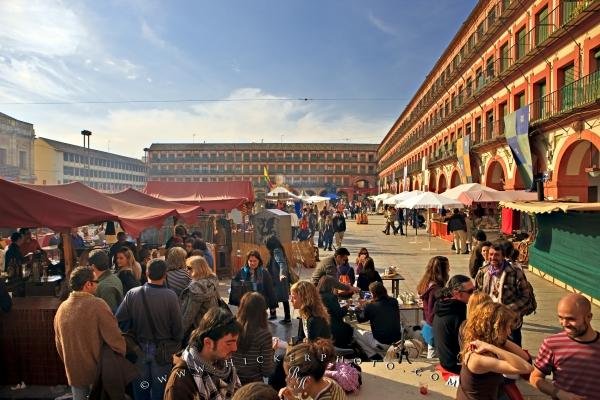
269,214,600,399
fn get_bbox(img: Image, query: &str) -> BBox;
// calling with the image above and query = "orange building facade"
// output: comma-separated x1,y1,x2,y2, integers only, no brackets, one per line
378,0,600,202
147,143,378,202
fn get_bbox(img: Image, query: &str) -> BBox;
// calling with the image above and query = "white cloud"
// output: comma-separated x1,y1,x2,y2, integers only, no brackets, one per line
0,1,87,56
141,20,166,48
367,11,399,37
33,88,387,158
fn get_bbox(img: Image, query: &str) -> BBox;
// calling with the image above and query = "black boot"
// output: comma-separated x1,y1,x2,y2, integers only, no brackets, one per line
269,309,277,320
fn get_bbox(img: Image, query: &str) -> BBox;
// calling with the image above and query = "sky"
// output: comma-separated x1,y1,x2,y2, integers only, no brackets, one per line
0,0,476,158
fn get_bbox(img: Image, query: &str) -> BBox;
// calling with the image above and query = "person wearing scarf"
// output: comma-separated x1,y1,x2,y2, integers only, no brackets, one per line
165,308,242,400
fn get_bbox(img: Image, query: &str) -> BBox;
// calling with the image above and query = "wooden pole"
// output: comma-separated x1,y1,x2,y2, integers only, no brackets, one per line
61,233,74,278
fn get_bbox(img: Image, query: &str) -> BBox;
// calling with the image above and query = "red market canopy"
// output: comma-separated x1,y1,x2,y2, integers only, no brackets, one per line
15,181,177,236
107,188,202,224
144,181,254,211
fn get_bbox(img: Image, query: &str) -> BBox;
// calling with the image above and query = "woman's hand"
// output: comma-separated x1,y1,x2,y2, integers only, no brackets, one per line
468,340,497,355
278,387,294,400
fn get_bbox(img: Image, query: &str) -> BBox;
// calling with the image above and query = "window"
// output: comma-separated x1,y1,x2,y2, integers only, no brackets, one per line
533,79,547,120
561,0,579,26
560,64,576,110
487,7,496,27
19,151,27,169
591,47,600,72
536,6,549,45
500,42,510,72
0,148,6,164
499,102,508,134
466,78,472,96
63,153,69,162
486,110,494,140
475,68,483,90
516,27,527,60
486,57,495,79
514,91,526,111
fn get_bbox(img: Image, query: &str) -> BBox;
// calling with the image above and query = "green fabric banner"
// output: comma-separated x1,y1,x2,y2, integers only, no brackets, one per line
529,212,600,299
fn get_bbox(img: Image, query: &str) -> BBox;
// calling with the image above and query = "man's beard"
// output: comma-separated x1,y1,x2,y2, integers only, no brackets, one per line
566,323,589,339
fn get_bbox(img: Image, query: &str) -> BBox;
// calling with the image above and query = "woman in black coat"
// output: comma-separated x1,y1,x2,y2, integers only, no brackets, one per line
317,276,354,348
233,250,277,309
265,235,291,324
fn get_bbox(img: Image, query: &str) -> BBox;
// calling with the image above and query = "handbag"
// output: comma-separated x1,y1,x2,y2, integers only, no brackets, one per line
123,331,144,364
141,288,181,366
228,279,254,306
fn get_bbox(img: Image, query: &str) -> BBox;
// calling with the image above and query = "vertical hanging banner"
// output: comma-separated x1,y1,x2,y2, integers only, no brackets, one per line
463,134,473,183
456,137,465,184
504,106,533,188
403,165,408,191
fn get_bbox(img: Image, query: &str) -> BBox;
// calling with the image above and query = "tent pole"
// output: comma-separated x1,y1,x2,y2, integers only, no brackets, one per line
62,232,74,278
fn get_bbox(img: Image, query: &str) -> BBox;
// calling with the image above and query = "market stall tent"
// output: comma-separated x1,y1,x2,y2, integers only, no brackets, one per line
501,200,600,302
144,180,254,211
108,188,202,224
20,181,178,237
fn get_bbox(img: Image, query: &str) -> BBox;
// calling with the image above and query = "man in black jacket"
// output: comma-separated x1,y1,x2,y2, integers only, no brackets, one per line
354,282,402,360
332,211,346,249
432,275,474,374
446,209,468,254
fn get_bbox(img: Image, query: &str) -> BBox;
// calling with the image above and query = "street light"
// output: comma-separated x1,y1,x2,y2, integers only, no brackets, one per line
81,130,92,184
143,147,150,184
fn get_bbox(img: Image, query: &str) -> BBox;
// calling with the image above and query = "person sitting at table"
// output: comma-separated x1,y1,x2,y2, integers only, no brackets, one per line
354,247,369,275
317,276,354,348
114,248,141,296
354,282,401,360
356,257,383,292
4,232,24,273
18,228,43,258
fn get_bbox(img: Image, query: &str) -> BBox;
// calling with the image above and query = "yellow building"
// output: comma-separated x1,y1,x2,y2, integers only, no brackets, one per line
34,137,146,191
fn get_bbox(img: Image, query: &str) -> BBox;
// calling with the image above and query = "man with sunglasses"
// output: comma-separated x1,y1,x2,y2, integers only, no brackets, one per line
54,266,125,400
164,307,242,399
433,275,474,375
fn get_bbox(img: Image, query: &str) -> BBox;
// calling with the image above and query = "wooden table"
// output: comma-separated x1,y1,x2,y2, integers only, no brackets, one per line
381,273,405,298
399,303,424,326
0,296,67,385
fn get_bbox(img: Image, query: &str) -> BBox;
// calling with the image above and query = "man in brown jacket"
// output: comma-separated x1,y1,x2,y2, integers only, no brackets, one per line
54,266,126,400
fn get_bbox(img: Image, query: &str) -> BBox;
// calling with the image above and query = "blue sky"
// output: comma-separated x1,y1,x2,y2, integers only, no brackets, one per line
0,0,476,158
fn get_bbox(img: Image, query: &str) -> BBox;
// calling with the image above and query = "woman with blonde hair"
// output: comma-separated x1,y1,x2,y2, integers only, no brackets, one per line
290,280,331,343
417,255,450,358
279,339,346,400
165,246,191,297
457,302,533,400
114,247,141,295
114,246,142,280
179,255,220,342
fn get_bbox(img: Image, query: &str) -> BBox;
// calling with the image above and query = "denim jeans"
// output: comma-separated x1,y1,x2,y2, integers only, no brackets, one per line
132,342,173,400
71,385,90,400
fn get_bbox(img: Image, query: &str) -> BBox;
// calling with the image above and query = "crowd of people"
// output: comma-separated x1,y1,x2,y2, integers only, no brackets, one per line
3,212,598,400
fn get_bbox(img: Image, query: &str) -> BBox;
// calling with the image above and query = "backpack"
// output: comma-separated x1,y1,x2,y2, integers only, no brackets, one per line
521,277,537,316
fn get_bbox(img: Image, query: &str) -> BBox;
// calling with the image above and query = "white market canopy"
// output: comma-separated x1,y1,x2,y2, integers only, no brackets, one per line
384,190,423,205
397,191,464,210
305,195,330,203
266,186,300,199
440,183,497,200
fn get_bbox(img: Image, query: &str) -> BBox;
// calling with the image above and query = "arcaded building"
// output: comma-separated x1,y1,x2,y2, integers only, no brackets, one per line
147,143,378,201
0,112,35,183
378,0,600,201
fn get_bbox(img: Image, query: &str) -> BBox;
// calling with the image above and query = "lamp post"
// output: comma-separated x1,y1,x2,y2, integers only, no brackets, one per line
143,147,150,185
81,130,92,184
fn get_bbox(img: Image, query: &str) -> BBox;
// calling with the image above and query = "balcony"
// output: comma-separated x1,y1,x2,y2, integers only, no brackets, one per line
379,0,597,162
471,119,506,148
530,70,600,125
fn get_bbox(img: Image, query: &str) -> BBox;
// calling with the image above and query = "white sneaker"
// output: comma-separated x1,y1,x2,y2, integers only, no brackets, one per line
10,381,26,390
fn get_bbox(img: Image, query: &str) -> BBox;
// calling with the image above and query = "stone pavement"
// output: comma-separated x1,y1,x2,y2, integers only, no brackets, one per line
260,214,600,399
